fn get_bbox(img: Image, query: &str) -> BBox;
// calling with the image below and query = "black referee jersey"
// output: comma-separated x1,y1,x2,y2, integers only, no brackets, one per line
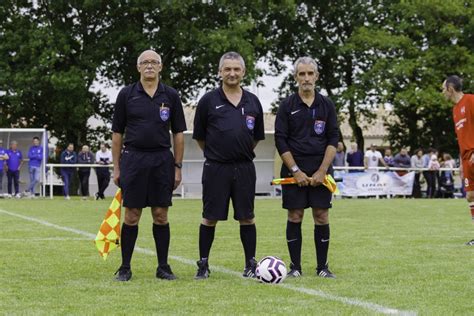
275,91,339,159
193,87,265,162
112,81,187,150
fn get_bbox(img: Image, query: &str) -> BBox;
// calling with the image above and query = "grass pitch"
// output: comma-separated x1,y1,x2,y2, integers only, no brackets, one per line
0,197,473,315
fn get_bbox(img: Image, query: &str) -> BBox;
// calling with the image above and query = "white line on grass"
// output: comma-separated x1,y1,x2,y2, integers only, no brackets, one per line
0,237,90,241
0,209,416,316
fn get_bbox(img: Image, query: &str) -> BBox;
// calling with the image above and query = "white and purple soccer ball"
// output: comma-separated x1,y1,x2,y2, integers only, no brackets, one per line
256,256,287,284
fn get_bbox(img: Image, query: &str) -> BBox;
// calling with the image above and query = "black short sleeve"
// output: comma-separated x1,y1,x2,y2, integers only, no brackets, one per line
325,98,339,148
192,95,209,141
169,88,187,134
253,97,265,141
112,87,130,134
274,99,291,155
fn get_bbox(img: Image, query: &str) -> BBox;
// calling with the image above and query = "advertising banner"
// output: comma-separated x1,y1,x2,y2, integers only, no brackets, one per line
338,171,415,196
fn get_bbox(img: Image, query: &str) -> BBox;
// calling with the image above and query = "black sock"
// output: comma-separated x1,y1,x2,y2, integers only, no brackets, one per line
240,224,257,266
286,221,302,268
314,224,330,270
199,224,215,260
120,223,138,269
153,223,170,266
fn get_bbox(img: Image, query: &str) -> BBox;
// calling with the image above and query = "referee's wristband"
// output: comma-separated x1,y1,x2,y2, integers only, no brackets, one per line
174,162,183,169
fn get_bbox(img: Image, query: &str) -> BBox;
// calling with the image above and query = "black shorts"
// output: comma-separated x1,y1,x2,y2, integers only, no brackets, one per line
120,149,174,209
202,160,256,221
280,156,333,210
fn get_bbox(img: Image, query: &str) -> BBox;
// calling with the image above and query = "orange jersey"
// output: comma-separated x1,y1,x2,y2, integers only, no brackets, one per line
453,94,474,159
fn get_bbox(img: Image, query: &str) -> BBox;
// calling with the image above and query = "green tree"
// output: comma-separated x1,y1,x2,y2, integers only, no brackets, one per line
351,1,474,154
99,1,293,101
268,1,384,150
0,1,112,148
0,1,292,146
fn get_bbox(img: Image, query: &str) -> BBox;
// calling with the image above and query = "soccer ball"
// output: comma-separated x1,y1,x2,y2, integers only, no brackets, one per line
256,256,287,284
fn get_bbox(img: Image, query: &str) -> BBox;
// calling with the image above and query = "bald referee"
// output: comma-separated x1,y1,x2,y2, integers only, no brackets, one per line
193,52,265,279
112,49,186,281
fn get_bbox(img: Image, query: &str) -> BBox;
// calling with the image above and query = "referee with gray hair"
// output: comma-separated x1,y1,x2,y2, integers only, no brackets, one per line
275,56,339,278
112,49,186,281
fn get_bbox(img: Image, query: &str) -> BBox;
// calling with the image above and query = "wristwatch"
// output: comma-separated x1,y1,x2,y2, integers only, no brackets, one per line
174,162,183,169
290,165,300,174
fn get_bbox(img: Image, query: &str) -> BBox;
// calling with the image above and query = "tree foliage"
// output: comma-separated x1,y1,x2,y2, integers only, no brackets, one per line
268,1,474,155
99,1,295,99
0,0,473,156
348,1,474,154
267,1,385,151
0,0,289,146
0,1,112,148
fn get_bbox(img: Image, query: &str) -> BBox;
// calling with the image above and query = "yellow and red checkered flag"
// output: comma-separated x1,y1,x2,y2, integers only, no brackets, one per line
271,175,339,194
95,188,122,260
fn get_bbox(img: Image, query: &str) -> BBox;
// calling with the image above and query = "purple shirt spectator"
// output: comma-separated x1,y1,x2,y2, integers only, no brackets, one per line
28,145,44,168
6,149,23,171
0,146,7,170
347,151,364,166
393,148,411,168
384,155,394,167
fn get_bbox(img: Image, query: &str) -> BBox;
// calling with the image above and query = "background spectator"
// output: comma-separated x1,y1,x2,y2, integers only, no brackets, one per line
427,151,440,198
6,140,23,198
393,147,411,176
333,141,345,167
423,148,438,198
364,143,387,170
439,153,456,198
0,139,8,196
95,143,112,200
60,143,77,200
26,136,44,197
346,142,364,172
411,149,424,198
333,141,345,180
77,145,94,200
383,148,395,167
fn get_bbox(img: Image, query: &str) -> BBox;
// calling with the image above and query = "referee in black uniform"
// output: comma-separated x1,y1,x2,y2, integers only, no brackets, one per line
193,52,265,279
275,56,339,278
112,49,186,281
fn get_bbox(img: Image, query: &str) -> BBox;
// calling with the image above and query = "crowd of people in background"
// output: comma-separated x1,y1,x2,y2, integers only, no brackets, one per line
332,141,464,198
0,137,112,200
1,136,463,200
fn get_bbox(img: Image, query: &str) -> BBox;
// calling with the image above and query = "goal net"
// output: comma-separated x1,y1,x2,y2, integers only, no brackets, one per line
0,128,48,197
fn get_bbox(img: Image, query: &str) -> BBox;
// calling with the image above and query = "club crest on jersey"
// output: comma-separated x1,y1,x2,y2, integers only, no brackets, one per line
314,120,325,135
160,107,170,121
246,115,255,130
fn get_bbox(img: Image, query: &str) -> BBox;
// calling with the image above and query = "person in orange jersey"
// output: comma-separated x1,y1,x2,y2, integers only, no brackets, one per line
442,75,474,245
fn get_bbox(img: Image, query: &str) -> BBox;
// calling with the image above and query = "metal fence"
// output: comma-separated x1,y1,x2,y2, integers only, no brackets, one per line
40,164,462,199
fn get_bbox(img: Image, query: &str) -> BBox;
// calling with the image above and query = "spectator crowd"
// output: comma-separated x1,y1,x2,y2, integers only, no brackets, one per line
0,137,112,200
0,136,463,200
332,142,463,198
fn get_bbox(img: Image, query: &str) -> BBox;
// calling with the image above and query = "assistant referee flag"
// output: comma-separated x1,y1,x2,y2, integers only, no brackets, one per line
95,189,122,260
271,175,339,194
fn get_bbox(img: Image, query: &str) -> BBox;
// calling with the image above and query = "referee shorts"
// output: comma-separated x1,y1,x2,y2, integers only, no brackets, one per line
120,149,174,209
280,158,333,210
201,160,256,221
